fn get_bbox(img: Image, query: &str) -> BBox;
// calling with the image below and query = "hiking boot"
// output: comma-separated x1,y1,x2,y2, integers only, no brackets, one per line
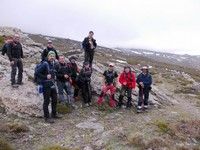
52,115,62,119
45,118,55,123
11,83,19,88
137,106,142,113
17,82,24,85
85,103,90,107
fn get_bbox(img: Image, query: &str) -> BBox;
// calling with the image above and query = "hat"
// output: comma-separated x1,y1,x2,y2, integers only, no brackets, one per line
83,61,89,66
47,40,52,44
141,66,148,70
69,56,77,61
48,51,56,57
109,63,114,67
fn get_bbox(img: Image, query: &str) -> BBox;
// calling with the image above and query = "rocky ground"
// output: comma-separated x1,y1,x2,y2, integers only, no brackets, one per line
0,27,200,150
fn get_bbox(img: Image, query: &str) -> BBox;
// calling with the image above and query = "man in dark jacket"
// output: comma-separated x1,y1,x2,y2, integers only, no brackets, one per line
41,40,59,61
67,56,80,100
97,63,118,107
1,36,13,56
56,55,74,105
82,31,97,67
77,62,92,107
136,66,152,113
7,34,24,86
36,51,60,123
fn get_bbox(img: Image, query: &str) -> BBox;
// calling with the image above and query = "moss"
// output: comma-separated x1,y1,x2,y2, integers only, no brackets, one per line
0,138,14,150
57,103,72,114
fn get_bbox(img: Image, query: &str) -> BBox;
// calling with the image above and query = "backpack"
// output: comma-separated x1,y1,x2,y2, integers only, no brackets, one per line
1,44,8,56
34,61,49,84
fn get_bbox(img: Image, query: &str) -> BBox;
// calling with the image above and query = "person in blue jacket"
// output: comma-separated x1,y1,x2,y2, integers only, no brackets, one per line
36,51,61,123
136,66,152,113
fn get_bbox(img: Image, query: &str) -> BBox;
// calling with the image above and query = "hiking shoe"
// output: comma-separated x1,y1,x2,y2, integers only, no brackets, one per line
17,82,24,85
45,118,54,123
52,115,62,119
137,109,142,113
11,83,19,88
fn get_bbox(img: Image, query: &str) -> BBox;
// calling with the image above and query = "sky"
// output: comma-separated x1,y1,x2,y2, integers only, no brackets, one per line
0,0,200,55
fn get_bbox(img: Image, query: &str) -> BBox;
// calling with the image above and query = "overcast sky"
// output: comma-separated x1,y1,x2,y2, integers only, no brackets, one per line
0,0,200,55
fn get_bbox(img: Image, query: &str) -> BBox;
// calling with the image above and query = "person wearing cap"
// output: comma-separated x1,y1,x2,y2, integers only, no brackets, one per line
136,66,152,113
82,31,97,67
118,66,136,108
77,62,92,107
7,34,24,86
56,54,74,105
36,51,60,123
41,40,59,61
97,63,118,107
67,56,80,100
1,36,13,56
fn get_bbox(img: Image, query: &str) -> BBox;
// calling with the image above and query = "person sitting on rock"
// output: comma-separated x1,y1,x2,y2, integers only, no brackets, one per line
77,62,92,107
136,66,152,113
97,63,118,107
82,31,97,67
36,51,61,123
118,66,136,108
56,54,74,107
7,34,24,87
41,40,59,61
67,56,80,100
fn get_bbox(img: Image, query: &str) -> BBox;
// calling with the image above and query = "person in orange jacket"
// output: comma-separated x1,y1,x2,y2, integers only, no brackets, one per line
118,66,136,108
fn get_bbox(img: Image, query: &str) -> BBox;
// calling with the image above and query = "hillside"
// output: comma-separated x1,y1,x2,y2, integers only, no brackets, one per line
0,27,200,150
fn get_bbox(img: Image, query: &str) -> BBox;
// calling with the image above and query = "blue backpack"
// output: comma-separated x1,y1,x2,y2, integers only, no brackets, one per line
34,61,49,84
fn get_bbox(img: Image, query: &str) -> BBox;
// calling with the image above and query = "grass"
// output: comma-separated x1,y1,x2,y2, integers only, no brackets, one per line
40,145,73,150
57,103,72,114
0,138,14,150
0,122,29,133
0,36,4,48
153,120,175,136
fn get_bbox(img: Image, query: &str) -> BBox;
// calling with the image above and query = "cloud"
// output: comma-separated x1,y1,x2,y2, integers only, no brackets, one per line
0,0,200,55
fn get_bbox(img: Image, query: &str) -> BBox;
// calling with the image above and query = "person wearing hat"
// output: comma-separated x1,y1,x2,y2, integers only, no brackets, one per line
97,63,118,107
118,66,136,108
82,31,97,67
36,51,60,123
67,56,80,100
77,62,92,107
7,34,24,87
41,40,59,61
136,66,152,113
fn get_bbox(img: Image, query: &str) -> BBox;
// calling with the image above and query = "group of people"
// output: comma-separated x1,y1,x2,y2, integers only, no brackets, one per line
1,31,152,123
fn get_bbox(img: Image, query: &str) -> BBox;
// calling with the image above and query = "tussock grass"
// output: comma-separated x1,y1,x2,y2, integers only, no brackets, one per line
0,138,14,150
0,122,29,133
40,145,73,150
57,103,72,114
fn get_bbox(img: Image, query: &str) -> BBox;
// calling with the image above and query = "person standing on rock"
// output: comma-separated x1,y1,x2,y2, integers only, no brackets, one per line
97,63,118,107
36,51,61,123
41,40,59,61
1,36,13,56
77,62,92,107
136,66,152,113
67,56,80,100
56,55,74,106
82,31,97,67
7,34,24,87
118,66,136,108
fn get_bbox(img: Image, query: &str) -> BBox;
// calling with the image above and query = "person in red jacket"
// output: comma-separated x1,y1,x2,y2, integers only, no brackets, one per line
118,66,136,108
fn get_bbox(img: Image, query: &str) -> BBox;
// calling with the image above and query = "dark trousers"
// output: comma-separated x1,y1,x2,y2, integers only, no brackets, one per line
11,59,23,84
80,82,91,104
118,86,132,106
84,50,94,66
43,85,57,118
138,87,150,106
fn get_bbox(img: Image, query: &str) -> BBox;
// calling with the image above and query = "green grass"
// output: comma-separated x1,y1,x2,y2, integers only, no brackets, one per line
0,36,4,48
